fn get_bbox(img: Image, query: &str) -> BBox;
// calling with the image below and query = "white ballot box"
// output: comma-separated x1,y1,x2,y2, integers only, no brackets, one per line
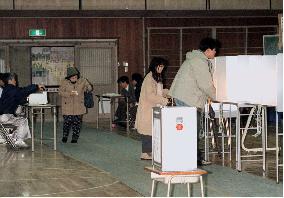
28,91,48,105
152,106,197,171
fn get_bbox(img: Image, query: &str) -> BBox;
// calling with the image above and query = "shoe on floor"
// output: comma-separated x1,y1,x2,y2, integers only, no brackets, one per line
140,152,152,160
201,160,212,166
0,138,5,144
14,140,29,148
71,140,77,143
62,137,67,143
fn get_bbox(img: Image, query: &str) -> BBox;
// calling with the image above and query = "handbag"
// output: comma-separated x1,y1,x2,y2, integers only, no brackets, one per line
84,91,94,108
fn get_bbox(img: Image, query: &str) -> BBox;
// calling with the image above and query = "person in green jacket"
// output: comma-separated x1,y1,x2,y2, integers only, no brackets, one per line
169,37,221,165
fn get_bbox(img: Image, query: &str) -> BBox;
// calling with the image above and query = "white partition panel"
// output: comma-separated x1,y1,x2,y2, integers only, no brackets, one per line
213,56,227,101
276,53,283,112
214,55,280,106
257,56,277,106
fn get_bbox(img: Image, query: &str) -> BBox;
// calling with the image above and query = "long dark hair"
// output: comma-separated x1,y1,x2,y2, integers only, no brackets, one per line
131,73,143,86
147,57,169,83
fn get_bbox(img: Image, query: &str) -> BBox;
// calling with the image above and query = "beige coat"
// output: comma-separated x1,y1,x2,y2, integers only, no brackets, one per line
59,78,92,115
169,50,216,109
135,72,168,136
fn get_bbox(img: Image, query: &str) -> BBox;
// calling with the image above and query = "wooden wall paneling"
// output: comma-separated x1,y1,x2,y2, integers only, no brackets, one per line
113,18,143,79
0,19,16,38
182,28,212,59
127,20,144,76
145,17,279,28
247,26,278,54
216,28,246,55
148,28,180,88
15,18,38,39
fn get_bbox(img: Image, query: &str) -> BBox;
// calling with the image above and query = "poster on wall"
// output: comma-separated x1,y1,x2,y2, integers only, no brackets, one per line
31,47,74,86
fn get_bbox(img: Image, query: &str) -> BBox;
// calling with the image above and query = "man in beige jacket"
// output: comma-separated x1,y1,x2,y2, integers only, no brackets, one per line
169,37,220,165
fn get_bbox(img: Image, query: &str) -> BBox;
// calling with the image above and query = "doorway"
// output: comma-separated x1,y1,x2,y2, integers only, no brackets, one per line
0,39,118,123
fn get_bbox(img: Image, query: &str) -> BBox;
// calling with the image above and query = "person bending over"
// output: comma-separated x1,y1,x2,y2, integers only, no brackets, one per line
113,76,136,128
0,73,45,148
169,37,220,165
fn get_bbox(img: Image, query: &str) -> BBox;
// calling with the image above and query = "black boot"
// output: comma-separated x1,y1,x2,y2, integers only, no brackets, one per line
62,137,67,143
71,139,77,143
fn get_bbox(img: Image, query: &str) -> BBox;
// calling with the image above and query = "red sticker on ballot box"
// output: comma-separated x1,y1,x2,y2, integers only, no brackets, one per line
176,124,183,130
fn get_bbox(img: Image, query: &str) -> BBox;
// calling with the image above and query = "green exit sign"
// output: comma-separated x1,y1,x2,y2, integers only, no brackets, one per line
29,29,46,37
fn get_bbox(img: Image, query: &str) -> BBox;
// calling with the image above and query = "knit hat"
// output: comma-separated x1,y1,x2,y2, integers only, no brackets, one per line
66,67,79,78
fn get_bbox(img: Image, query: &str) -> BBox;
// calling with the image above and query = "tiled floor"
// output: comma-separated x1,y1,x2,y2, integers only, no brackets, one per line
92,119,283,182
0,144,141,197
0,119,282,197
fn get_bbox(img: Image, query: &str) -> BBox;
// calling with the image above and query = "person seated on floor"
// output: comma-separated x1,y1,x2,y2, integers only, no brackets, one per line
113,76,136,128
0,73,45,148
131,73,143,103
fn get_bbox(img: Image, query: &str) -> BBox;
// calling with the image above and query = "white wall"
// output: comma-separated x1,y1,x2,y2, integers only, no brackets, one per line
147,0,205,10
0,0,13,10
14,0,78,10
211,0,270,10
2,0,281,10
83,0,145,10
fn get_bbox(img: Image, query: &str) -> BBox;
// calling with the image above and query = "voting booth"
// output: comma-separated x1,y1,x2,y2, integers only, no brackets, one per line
211,54,283,172
213,54,283,107
152,106,197,171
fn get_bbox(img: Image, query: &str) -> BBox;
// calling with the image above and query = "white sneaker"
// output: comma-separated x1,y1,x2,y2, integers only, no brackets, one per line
15,140,29,148
140,153,152,160
0,138,5,144
201,160,212,165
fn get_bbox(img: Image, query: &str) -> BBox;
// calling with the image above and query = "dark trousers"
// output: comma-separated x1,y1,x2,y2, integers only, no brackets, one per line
141,134,152,153
63,115,82,141
175,99,204,163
